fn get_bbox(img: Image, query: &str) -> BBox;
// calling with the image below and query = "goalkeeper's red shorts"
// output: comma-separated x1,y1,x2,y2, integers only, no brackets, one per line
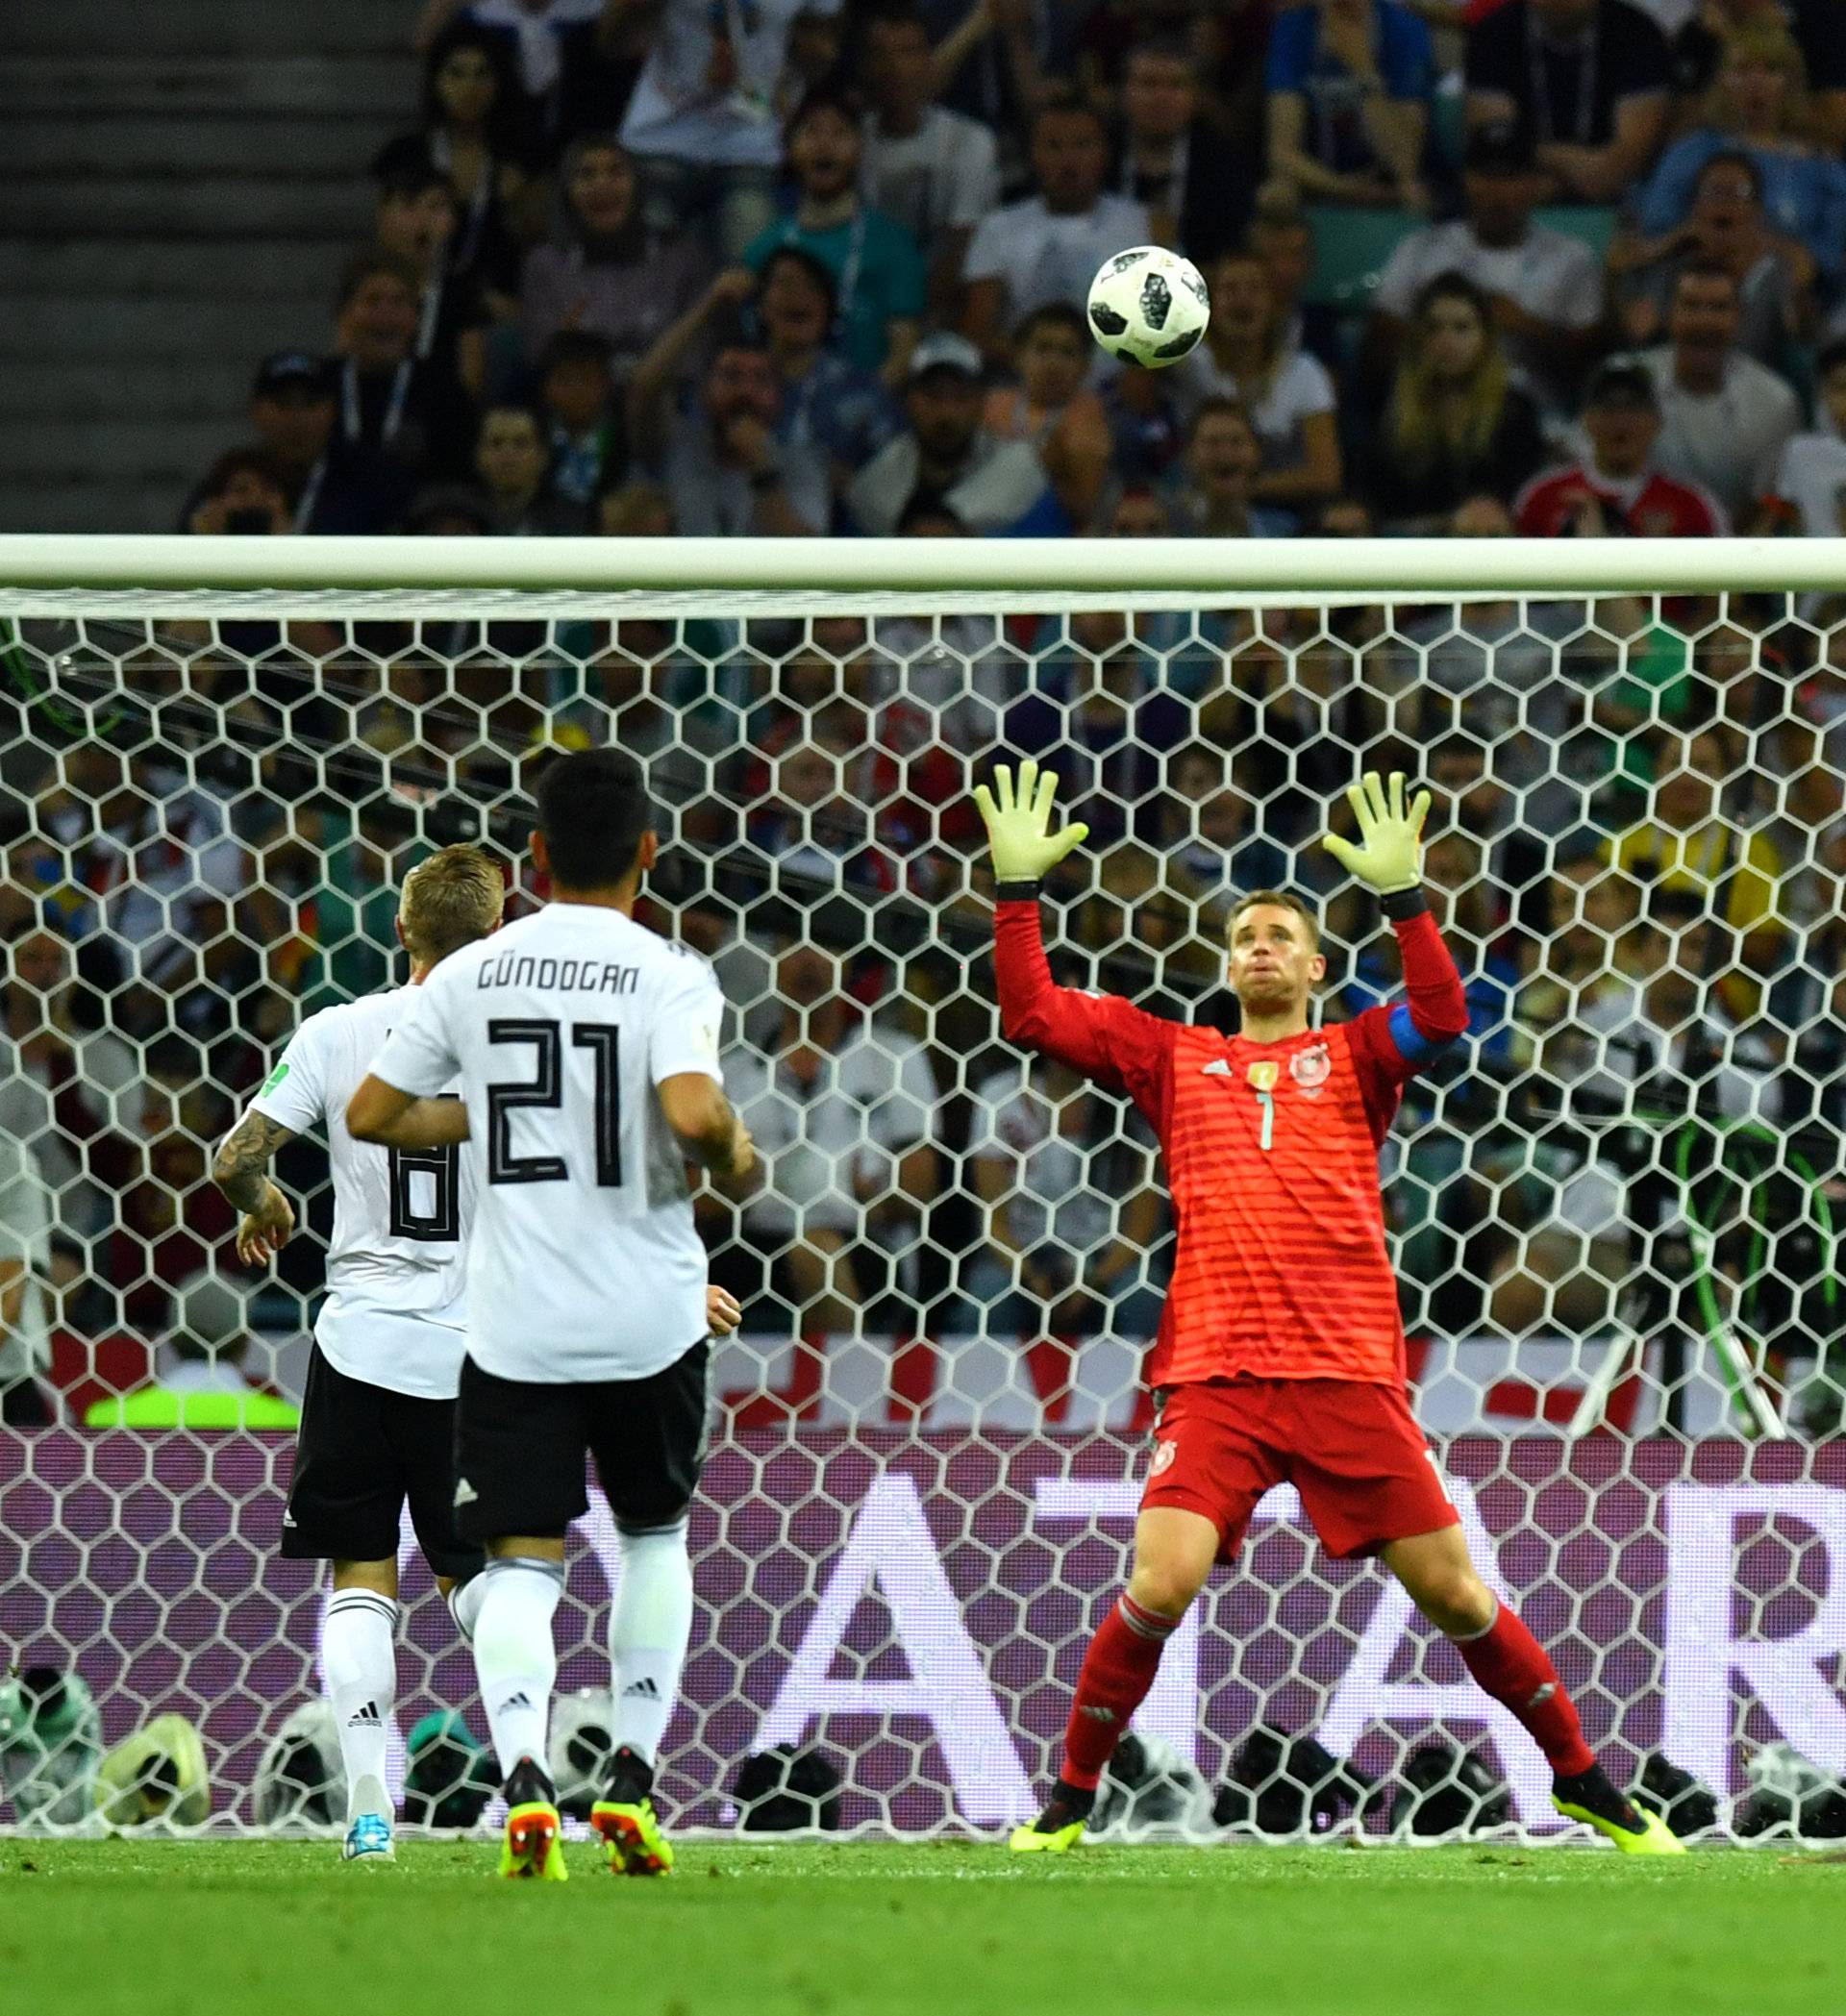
1139,1376,1457,1562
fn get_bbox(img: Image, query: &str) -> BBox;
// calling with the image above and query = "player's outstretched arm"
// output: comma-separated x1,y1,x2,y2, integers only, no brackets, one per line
1319,770,1470,1071
975,759,1175,1107
212,1110,297,1266
345,1075,472,1150
661,1073,761,1200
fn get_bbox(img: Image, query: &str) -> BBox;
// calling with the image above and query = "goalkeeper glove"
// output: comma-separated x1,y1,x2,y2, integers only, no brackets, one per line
972,759,1088,884
1321,770,1431,895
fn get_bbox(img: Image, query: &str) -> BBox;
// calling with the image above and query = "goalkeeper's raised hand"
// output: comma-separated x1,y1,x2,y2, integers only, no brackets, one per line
1321,770,1431,896
973,759,1089,886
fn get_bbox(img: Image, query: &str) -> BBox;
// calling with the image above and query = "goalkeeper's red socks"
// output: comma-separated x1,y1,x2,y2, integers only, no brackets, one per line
1060,1592,1179,1792
1453,1602,1596,1779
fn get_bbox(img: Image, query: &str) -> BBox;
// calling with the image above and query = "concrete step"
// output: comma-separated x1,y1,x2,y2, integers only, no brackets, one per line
5,0,408,58
0,355,293,423
1,294,328,362
2,417,240,486
0,56,411,118
3,175,375,240
0,239,351,297
0,479,196,535
10,113,387,179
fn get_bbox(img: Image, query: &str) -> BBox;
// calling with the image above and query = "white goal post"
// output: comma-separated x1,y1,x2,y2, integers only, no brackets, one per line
1,535,1844,1845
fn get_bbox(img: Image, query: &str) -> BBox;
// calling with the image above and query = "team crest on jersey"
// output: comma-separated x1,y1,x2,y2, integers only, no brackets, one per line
1245,1060,1279,1092
1289,1043,1331,1090
1149,1439,1178,1478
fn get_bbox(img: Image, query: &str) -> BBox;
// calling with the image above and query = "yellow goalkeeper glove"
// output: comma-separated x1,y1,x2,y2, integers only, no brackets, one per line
972,759,1089,884
1321,770,1431,895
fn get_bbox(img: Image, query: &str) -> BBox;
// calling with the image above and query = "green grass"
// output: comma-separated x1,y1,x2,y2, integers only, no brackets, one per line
2,1838,1839,2016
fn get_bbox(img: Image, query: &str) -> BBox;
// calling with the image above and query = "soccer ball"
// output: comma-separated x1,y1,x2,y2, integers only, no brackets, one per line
1086,246,1210,368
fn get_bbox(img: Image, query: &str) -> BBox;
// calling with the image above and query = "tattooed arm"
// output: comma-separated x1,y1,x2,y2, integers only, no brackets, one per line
212,1109,298,1266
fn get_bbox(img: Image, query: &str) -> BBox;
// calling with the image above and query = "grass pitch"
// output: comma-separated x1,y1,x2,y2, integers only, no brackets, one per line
3,1837,1836,2016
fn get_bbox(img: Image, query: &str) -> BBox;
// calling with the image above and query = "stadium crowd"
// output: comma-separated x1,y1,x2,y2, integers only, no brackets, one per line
4,0,1846,1431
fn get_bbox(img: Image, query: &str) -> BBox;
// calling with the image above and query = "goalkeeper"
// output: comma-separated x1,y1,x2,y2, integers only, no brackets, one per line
978,761,1682,1855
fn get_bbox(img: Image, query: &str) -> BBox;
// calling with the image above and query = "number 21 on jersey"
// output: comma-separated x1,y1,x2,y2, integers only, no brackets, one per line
1247,1059,1279,1153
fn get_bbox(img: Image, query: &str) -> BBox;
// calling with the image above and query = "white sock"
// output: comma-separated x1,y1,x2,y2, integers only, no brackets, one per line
323,1589,399,1824
448,1573,486,1645
471,1558,563,1780
610,1522,693,1768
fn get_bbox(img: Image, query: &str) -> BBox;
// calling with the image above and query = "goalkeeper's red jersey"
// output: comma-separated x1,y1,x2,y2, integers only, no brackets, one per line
991,901,1470,1389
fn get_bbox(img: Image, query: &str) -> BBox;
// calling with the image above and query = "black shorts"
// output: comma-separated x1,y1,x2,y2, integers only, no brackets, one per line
283,1344,484,1582
453,1340,710,1543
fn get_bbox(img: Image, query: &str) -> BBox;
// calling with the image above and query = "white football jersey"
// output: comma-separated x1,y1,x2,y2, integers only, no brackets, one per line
250,988,472,1400
368,902,724,1383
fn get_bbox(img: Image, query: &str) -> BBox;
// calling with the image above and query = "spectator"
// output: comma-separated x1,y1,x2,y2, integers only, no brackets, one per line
214,353,412,535
1637,261,1801,517
616,0,816,262
718,940,938,1336
983,302,1116,529
1605,722,1788,984
1515,357,1727,535
413,0,616,161
1368,121,1605,415
1767,335,1846,536
627,271,832,535
471,401,590,531
1666,0,1846,156
1168,397,1294,535
849,332,1066,535
1364,272,1548,533
1636,19,1846,290
396,22,528,308
1246,182,1344,372
745,733,900,902
742,87,928,380
1612,147,1816,362
1116,35,1256,262
1176,250,1342,516
331,250,474,480
0,1126,53,1427
960,96,1152,370
931,0,1053,186
595,477,676,535
1466,0,1672,204
536,330,624,506
83,1272,300,1431
183,448,295,538
1266,0,1435,209
404,483,497,533
755,246,901,493
858,5,1002,326
962,1054,1165,1337
518,134,710,382
371,158,489,398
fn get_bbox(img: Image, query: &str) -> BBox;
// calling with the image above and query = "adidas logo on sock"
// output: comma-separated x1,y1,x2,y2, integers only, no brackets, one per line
349,1703,382,1726
453,1478,479,1507
623,1678,661,1699
1078,1705,1118,1724
282,1510,297,1528
503,1692,534,1711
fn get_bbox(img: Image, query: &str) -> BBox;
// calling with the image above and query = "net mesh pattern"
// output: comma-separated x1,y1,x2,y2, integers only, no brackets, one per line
2,584,1844,1842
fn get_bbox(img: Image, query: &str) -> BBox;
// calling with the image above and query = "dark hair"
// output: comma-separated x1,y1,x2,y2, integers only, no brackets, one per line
896,489,967,534
1186,393,1259,445
1413,267,1493,325
1125,32,1195,72
1693,147,1765,204
1013,300,1088,347
203,445,288,498
558,133,645,261
538,329,615,379
534,747,653,890
1818,336,1846,380
786,84,862,144
336,248,420,312
862,4,929,39
1032,88,1107,139
376,159,454,206
421,20,519,155
759,242,839,318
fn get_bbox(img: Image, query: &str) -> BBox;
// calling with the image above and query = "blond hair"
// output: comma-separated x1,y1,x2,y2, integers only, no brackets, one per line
1226,888,1320,951
1706,20,1809,138
399,843,505,965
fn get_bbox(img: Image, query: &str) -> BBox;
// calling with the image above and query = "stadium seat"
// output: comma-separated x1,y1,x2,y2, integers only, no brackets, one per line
1532,205,1619,263
1302,206,1426,314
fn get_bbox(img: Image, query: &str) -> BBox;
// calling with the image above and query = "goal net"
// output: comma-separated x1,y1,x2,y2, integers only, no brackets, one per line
2,535,1843,1843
